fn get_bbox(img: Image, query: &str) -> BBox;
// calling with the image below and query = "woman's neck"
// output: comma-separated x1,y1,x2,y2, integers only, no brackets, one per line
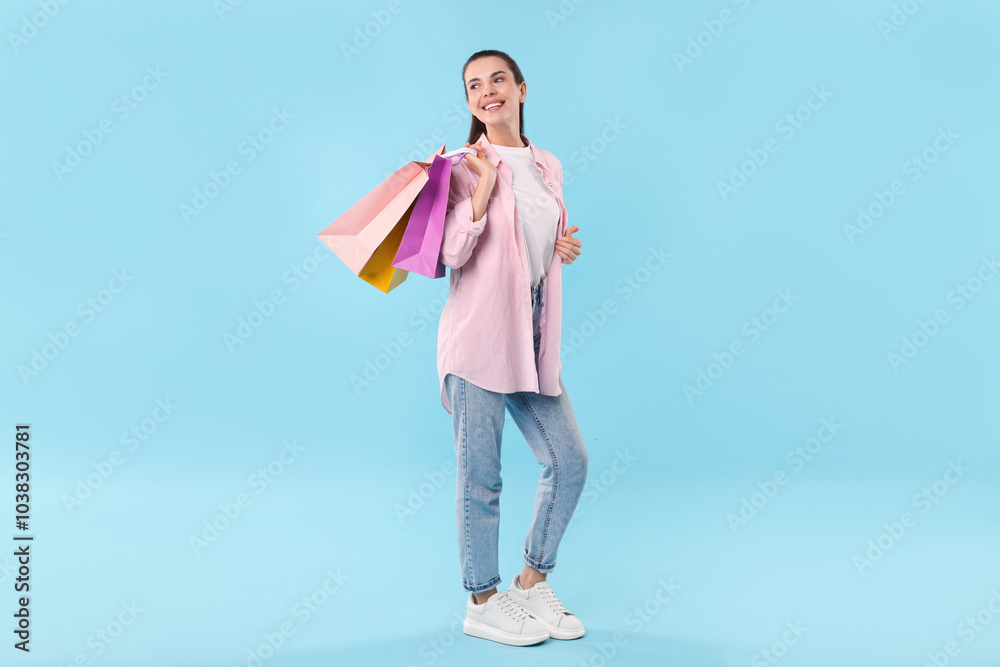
486,124,526,148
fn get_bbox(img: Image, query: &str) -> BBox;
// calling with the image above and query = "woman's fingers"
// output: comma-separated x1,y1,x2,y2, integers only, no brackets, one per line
458,141,485,159
555,242,581,258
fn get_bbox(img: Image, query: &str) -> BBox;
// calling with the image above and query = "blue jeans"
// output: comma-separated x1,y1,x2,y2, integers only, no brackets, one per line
444,280,589,593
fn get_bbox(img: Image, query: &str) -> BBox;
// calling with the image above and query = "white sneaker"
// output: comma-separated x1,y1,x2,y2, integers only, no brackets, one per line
463,590,550,646
507,574,585,640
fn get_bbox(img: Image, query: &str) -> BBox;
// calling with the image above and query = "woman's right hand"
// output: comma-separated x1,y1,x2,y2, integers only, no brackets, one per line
461,142,496,186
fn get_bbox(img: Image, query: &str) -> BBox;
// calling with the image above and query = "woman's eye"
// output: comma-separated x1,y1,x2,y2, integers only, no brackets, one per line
470,77,503,90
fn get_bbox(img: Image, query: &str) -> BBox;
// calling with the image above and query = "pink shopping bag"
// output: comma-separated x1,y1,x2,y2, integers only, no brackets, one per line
391,150,470,279
318,146,446,277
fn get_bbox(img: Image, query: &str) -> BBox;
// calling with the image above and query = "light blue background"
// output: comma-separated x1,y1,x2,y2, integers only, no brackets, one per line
2,0,998,665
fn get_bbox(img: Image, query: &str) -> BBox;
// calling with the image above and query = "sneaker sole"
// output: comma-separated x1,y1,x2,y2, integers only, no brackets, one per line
542,623,585,640
462,618,549,646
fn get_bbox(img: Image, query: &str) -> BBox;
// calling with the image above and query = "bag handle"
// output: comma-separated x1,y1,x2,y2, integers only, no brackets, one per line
440,147,475,161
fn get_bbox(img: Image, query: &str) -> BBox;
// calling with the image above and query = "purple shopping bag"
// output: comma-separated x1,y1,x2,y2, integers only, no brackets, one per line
391,150,469,278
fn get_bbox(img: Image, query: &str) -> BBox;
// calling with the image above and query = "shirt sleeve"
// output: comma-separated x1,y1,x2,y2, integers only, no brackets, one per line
440,165,487,269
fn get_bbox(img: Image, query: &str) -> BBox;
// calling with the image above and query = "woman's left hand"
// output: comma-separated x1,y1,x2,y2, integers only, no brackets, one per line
555,226,582,264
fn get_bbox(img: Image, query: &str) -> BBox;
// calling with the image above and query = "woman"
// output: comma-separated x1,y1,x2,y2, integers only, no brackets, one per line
437,49,589,647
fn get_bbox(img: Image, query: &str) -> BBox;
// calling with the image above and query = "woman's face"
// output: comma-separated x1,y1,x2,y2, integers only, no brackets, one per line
464,56,524,130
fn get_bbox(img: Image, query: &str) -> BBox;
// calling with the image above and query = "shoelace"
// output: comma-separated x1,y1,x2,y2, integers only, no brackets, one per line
534,583,570,615
496,592,532,621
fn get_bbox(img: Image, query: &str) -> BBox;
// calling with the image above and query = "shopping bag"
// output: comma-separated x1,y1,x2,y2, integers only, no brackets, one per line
318,151,435,276
391,150,470,279
356,196,417,293
318,145,474,292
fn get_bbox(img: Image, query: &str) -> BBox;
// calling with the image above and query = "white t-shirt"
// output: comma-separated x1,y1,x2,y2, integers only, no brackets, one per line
492,143,560,287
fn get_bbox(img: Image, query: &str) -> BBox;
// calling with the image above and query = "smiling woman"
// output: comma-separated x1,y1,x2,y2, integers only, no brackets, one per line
462,55,526,146
431,49,589,648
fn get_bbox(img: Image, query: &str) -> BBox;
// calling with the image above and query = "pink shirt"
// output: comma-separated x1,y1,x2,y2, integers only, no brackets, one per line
437,131,568,414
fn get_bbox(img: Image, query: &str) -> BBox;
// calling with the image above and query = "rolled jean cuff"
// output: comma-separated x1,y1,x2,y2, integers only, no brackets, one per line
523,550,557,573
463,574,502,593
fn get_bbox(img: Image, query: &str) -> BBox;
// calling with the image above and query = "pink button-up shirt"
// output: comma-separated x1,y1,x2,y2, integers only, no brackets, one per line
436,131,568,414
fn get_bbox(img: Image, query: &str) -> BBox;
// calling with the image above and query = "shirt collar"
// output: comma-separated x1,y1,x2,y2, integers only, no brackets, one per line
476,130,544,169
